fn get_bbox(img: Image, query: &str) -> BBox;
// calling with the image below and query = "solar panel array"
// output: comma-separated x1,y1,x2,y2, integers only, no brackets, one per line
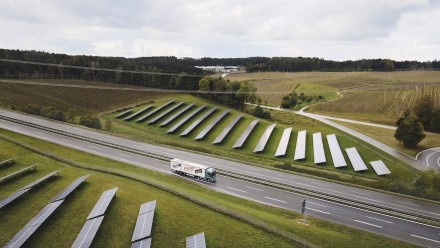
275,128,292,157
370,160,391,175
233,120,259,149
181,107,217,137
132,200,157,243
131,238,151,248
0,164,37,184
195,110,229,140
115,109,132,118
21,170,60,190
254,124,276,153
326,134,347,168
0,188,30,210
0,170,60,210
124,105,153,121
71,216,104,248
87,187,118,220
160,103,195,127
0,158,15,168
136,100,174,122
4,200,64,248
186,232,206,248
313,132,326,164
345,147,368,172
50,174,90,203
294,130,307,161
212,114,243,144
148,102,184,125
167,105,206,134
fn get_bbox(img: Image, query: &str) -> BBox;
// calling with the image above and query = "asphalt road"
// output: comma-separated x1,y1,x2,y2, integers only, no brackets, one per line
417,148,440,169
1,110,440,246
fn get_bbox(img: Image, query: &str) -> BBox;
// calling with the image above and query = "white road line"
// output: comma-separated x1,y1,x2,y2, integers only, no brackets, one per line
88,145,102,150
307,207,330,215
426,151,440,167
264,197,287,204
366,216,393,224
118,153,131,158
410,234,440,244
348,189,371,196
245,186,264,192
307,202,326,207
354,220,382,228
227,187,246,193
394,200,420,207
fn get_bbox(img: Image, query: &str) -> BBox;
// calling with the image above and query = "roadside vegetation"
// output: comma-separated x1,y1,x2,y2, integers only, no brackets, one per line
0,129,418,248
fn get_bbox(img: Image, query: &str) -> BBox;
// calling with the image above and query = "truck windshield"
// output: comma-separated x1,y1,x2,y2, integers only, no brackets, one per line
207,169,216,177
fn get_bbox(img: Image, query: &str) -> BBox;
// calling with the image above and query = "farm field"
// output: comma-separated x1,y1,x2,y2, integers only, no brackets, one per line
0,79,167,115
105,94,417,185
0,129,415,248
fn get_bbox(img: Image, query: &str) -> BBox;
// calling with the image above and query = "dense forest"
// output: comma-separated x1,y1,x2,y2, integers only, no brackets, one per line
0,49,439,90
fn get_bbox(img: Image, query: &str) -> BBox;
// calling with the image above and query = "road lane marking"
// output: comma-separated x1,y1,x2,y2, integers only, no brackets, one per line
410,234,440,244
118,153,132,158
264,197,287,204
245,186,264,192
308,202,326,207
307,208,330,215
366,216,393,224
354,220,382,228
348,189,371,196
227,187,246,193
394,200,420,207
88,145,102,150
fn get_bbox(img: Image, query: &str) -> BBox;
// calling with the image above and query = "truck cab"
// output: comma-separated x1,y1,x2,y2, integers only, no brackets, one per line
205,167,216,182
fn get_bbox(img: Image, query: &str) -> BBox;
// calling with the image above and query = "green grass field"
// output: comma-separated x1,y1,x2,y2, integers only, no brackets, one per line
0,129,417,248
105,95,420,189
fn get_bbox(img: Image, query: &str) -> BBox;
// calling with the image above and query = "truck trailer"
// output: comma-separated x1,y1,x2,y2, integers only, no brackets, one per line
171,158,216,182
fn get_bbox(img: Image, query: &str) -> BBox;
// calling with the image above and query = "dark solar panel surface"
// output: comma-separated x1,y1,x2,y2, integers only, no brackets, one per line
115,109,132,118
71,216,104,248
132,200,156,242
195,110,229,140
160,103,195,127
0,188,30,209
253,124,276,153
124,105,153,121
21,170,60,190
180,107,217,137
4,200,64,248
232,120,259,149
167,105,206,133
136,100,174,122
212,114,243,144
131,238,151,248
0,164,37,184
186,232,206,248
148,102,184,124
87,187,117,220
275,128,292,157
50,175,89,203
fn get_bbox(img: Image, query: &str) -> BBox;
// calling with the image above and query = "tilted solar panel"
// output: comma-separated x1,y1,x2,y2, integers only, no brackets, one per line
180,107,218,137
0,188,30,210
312,132,326,164
275,128,292,157
131,238,151,248
294,130,307,160
212,114,243,144
186,232,206,248
232,120,259,149
167,105,206,133
160,103,195,127
254,124,276,153
148,102,184,124
87,187,118,220
136,100,174,122
195,110,229,140
50,175,90,203
71,216,105,248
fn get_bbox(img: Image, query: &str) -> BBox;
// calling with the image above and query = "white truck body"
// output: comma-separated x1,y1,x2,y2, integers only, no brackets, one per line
171,158,216,182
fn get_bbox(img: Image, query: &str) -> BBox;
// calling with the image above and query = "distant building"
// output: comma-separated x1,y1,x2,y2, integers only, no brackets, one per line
195,66,245,73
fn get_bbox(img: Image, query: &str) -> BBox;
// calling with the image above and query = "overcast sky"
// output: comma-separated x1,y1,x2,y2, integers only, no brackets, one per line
0,0,439,60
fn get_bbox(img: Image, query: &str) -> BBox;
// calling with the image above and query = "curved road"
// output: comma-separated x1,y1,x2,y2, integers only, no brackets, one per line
0,109,440,246
417,148,440,169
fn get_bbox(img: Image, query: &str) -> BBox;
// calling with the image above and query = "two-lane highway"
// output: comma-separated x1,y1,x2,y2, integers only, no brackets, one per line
1,109,440,246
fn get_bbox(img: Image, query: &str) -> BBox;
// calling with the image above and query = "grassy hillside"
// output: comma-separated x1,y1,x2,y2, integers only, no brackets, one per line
103,95,421,191
0,129,417,248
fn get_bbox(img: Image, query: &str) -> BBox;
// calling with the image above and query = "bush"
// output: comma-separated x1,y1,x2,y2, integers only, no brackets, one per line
252,105,271,120
79,116,102,130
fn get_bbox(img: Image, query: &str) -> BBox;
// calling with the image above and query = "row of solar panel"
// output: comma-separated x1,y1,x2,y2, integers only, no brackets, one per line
0,157,16,168
115,102,390,175
4,174,90,248
0,164,37,184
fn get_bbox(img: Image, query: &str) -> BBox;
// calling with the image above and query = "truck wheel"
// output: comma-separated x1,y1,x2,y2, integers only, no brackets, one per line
196,176,200,180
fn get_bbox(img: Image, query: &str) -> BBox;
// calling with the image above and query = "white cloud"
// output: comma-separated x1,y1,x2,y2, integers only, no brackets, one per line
0,0,438,60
